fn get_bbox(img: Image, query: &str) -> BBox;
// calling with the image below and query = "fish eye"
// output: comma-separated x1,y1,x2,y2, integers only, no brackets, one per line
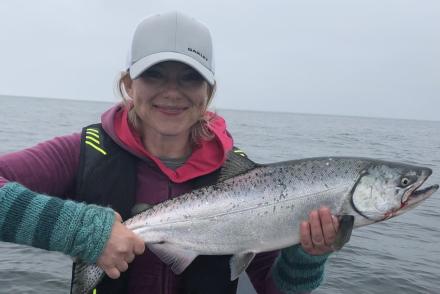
400,177,410,187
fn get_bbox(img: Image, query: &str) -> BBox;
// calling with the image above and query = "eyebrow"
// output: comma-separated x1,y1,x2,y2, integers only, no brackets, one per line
150,62,195,72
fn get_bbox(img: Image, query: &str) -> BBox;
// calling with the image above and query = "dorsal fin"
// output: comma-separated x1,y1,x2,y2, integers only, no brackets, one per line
131,203,153,216
191,147,259,190
216,147,259,182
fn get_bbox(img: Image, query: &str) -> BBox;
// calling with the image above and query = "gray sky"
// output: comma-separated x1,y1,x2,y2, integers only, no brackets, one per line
1,0,439,121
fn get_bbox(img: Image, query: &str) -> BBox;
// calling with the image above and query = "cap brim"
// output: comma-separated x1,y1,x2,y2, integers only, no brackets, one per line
129,52,215,85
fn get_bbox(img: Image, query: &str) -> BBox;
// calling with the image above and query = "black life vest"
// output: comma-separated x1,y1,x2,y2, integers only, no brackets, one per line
71,123,255,294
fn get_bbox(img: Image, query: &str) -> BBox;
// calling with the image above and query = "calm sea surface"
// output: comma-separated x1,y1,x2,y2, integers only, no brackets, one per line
0,96,439,294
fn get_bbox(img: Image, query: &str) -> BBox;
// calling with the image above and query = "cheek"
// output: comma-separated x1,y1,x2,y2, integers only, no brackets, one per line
183,90,208,113
190,83,210,105
195,99,207,111
132,95,147,114
132,92,154,119
193,89,209,108
194,99,208,117
131,80,156,99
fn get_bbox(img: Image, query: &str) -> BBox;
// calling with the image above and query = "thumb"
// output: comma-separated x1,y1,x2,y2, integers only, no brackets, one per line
114,212,123,222
332,215,339,232
133,236,146,255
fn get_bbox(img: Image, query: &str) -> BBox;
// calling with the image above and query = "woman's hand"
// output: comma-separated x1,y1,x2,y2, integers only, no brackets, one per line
300,207,339,255
97,212,145,279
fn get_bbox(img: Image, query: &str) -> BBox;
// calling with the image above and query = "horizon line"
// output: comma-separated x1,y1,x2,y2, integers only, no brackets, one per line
1,93,438,123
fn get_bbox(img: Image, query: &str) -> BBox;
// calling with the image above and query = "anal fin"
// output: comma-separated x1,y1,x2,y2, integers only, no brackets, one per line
147,243,198,274
229,252,256,281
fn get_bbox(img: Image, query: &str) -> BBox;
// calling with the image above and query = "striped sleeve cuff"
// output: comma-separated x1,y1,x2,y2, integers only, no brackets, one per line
0,182,44,244
50,200,115,263
272,245,330,293
0,182,115,263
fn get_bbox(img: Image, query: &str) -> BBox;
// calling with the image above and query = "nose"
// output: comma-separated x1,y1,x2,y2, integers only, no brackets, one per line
165,77,179,89
162,78,181,98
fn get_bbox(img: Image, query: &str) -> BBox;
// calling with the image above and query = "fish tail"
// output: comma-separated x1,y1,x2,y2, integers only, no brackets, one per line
71,261,105,294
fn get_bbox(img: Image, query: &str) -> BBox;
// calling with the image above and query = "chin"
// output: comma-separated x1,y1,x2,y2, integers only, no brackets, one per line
158,127,190,137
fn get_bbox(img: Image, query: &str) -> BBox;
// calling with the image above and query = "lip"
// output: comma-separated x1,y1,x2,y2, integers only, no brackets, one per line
395,183,439,217
153,104,189,116
403,184,439,206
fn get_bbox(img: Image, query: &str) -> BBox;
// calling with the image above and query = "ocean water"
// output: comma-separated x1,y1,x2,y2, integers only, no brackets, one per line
0,95,439,294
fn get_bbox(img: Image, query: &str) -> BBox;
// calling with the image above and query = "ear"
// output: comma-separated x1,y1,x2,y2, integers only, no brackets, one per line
123,74,135,97
207,81,217,104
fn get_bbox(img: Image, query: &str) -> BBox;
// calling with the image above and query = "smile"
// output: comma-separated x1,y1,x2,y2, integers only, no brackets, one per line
153,104,190,115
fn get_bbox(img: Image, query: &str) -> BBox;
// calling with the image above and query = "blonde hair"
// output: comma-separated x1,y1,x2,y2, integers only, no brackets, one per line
115,71,216,146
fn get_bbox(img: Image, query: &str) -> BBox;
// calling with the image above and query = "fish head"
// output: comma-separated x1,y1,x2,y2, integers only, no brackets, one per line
351,162,438,223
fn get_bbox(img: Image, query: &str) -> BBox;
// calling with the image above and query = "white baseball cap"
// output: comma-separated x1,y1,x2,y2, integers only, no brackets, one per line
127,11,215,85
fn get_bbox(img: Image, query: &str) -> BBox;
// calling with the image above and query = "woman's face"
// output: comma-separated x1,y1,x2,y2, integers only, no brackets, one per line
125,61,211,140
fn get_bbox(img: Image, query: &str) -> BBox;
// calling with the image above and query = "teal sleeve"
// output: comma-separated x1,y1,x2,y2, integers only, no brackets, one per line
271,245,330,293
0,182,115,263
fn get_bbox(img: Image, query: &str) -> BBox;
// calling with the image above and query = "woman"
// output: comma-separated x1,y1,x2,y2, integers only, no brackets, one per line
0,11,338,294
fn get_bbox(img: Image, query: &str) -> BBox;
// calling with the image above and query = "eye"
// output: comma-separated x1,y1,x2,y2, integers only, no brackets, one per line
182,71,204,82
400,177,411,187
141,69,163,79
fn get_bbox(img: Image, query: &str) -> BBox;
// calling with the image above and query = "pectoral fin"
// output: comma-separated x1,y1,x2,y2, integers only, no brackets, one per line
333,215,354,251
147,243,198,274
229,252,256,281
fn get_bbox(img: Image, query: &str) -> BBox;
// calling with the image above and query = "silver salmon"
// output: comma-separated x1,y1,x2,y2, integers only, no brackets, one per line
72,156,438,294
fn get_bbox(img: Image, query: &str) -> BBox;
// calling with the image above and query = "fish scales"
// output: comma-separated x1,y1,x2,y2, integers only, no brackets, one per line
126,158,376,253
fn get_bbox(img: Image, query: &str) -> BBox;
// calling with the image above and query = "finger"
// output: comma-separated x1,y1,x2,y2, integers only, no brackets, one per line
126,252,135,263
133,238,146,255
332,215,339,232
114,212,122,222
318,207,337,246
104,266,121,279
300,221,313,252
309,210,324,246
116,260,129,273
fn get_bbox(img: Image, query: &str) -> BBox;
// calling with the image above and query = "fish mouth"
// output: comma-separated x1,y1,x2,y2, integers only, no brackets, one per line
403,184,439,207
393,184,439,218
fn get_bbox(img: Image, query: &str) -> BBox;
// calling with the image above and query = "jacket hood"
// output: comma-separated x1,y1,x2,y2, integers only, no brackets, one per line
101,103,233,183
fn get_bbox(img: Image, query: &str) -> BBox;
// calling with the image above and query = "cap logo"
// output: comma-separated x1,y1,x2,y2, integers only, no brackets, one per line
188,48,208,62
